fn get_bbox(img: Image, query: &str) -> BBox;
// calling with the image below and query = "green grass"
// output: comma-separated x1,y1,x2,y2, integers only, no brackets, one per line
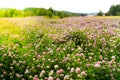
0,19,23,44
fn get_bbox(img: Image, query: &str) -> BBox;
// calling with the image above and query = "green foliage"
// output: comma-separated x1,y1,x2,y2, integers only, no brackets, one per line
107,4,120,16
0,8,24,17
58,11,64,18
65,30,88,46
0,7,81,18
49,7,54,13
46,11,53,18
97,10,104,16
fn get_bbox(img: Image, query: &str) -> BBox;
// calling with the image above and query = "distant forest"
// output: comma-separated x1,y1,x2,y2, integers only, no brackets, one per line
0,4,120,18
0,7,83,18
97,4,120,16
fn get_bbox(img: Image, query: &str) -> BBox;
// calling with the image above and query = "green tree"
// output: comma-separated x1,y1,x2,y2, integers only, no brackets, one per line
58,11,64,18
107,4,120,16
39,8,47,15
107,5,116,16
0,10,5,17
97,10,103,16
8,9,15,17
0,7,81,18
49,7,54,13
4,10,9,17
46,11,53,18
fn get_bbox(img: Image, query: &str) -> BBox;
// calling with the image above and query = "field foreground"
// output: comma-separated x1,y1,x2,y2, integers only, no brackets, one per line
0,16,120,80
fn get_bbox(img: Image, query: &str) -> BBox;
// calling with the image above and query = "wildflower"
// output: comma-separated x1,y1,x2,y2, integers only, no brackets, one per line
43,52,48,54
111,77,116,80
100,55,103,60
33,75,39,80
64,75,70,80
111,56,116,60
102,60,105,64
110,74,113,77
78,46,82,50
80,53,84,57
3,54,7,57
49,70,54,76
77,59,80,62
56,69,64,74
89,56,92,61
0,63,3,66
25,69,29,74
21,78,25,80
71,48,74,51
75,67,81,74
60,74,64,77
54,65,59,69
39,70,45,77
56,70,61,74
20,37,24,41
56,48,60,52
44,77,48,80
16,44,19,47
29,75,33,79
56,78,60,80
48,76,53,80
70,68,75,73
94,61,101,68
23,61,26,64
1,75,3,78
33,58,35,61
81,71,87,76
86,64,90,67
37,55,41,59
110,50,113,52
37,64,40,68
15,73,22,78
104,58,108,61
3,71,6,75
19,61,22,63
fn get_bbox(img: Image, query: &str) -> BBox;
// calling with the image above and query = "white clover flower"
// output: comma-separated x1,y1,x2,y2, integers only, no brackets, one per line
49,70,54,76
3,54,7,57
29,75,33,79
39,70,45,77
25,69,29,74
54,65,59,69
13,60,16,64
111,56,116,60
0,63,3,66
70,68,75,73
15,73,22,78
64,75,70,80
89,56,92,60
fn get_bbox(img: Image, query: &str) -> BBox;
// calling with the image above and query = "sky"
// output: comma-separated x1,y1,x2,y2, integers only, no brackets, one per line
0,0,120,13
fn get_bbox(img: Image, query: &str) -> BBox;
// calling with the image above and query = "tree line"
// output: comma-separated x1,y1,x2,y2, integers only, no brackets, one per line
97,4,120,16
0,7,81,18
1,4,120,18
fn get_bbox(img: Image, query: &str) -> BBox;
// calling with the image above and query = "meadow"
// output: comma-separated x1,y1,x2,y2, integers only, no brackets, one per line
0,16,120,80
